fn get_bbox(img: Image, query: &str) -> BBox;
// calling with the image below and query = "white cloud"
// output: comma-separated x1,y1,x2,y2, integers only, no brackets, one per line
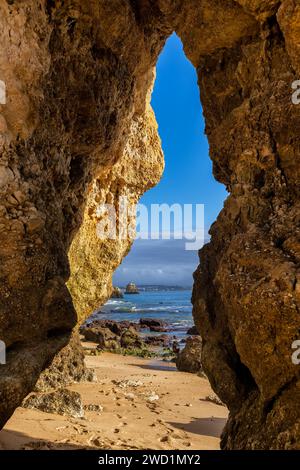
113,236,210,287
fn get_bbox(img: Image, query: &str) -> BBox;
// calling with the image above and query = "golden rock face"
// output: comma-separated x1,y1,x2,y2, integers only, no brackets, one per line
68,107,164,323
0,0,299,449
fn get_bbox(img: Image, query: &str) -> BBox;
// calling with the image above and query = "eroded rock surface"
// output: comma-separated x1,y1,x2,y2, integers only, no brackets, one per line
0,0,299,449
176,336,203,374
34,332,96,393
23,388,84,419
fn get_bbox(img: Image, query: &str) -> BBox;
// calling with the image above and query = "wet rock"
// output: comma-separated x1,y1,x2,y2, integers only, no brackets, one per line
22,389,84,419
187,325,199,335
149,325,169,332
172,340,181,355
111,286,123,298
140,318,166,329
144,334,170,347
83,327,119,350
125,282,139,294
83,319,139,336
120,327,145,349
176,337,203,374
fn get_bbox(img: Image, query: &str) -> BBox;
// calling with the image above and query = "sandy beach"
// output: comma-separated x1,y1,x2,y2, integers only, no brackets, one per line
0,352,228,450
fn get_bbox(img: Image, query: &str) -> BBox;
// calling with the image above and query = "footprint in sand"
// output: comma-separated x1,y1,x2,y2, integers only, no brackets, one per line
160,435,175,445
160,424,189,442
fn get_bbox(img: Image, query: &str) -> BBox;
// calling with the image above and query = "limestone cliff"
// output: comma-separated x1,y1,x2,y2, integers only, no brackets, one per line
0,0,299,450
68,106,164,323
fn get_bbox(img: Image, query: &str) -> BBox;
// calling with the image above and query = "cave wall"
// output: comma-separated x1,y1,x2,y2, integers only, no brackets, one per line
0,0,299,449
68,106,164,323
0,0,169,428
185,1,300,449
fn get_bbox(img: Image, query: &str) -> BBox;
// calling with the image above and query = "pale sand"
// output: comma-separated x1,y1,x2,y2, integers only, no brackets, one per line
0,352,228,450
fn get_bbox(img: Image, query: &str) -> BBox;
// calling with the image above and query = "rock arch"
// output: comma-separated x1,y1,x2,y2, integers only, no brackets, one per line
0,0,299,449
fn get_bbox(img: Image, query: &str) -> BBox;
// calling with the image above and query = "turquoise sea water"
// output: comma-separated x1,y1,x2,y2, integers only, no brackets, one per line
90,288,194,340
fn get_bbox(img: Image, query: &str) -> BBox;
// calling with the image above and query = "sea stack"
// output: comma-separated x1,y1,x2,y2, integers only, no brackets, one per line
111,287,124,299
125,282,139,294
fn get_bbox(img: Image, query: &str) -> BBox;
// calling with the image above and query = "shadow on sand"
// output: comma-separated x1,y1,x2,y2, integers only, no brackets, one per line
168,417,227,438
0,429,91,450
128,360,177,372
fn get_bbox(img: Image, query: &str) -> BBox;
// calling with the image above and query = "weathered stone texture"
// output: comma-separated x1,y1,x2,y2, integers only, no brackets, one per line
0,0,299,449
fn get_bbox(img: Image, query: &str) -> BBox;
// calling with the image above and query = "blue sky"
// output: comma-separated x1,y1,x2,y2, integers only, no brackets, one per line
113,33,227,287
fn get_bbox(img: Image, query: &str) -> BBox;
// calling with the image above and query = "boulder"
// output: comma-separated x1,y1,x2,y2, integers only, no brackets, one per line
176,336,203,374
140,318,166,329
111,286,123,298
82,319,139,336
83,326,119,350
125,282,139,294
35,332,96,392
149,325,169,332
187,325,199,335
22,389,84,418
144,334,170,347
120,327,145,349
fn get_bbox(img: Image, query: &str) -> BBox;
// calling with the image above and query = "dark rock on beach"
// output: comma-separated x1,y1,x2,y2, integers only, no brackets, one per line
187,325,199,335
81,321,145,352
120,327,145,349
149,325,169,333
82,319,139,336
22,389,84,419
144,334,170,347
176,336,203,374
140,318,166,329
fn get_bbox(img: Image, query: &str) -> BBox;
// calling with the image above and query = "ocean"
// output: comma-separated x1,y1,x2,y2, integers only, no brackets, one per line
89,287,194,342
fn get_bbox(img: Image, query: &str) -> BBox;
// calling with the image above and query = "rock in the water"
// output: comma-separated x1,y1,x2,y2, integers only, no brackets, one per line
176,337,203,374
125,282,139,294
140,318,166,329
149,325,169,332
111,287,123,299
22,389,84,418
144,334,170,347
82,319,139,336
172,340,181,355
120,327,145,349
81,320,147,352
187,325,199,336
